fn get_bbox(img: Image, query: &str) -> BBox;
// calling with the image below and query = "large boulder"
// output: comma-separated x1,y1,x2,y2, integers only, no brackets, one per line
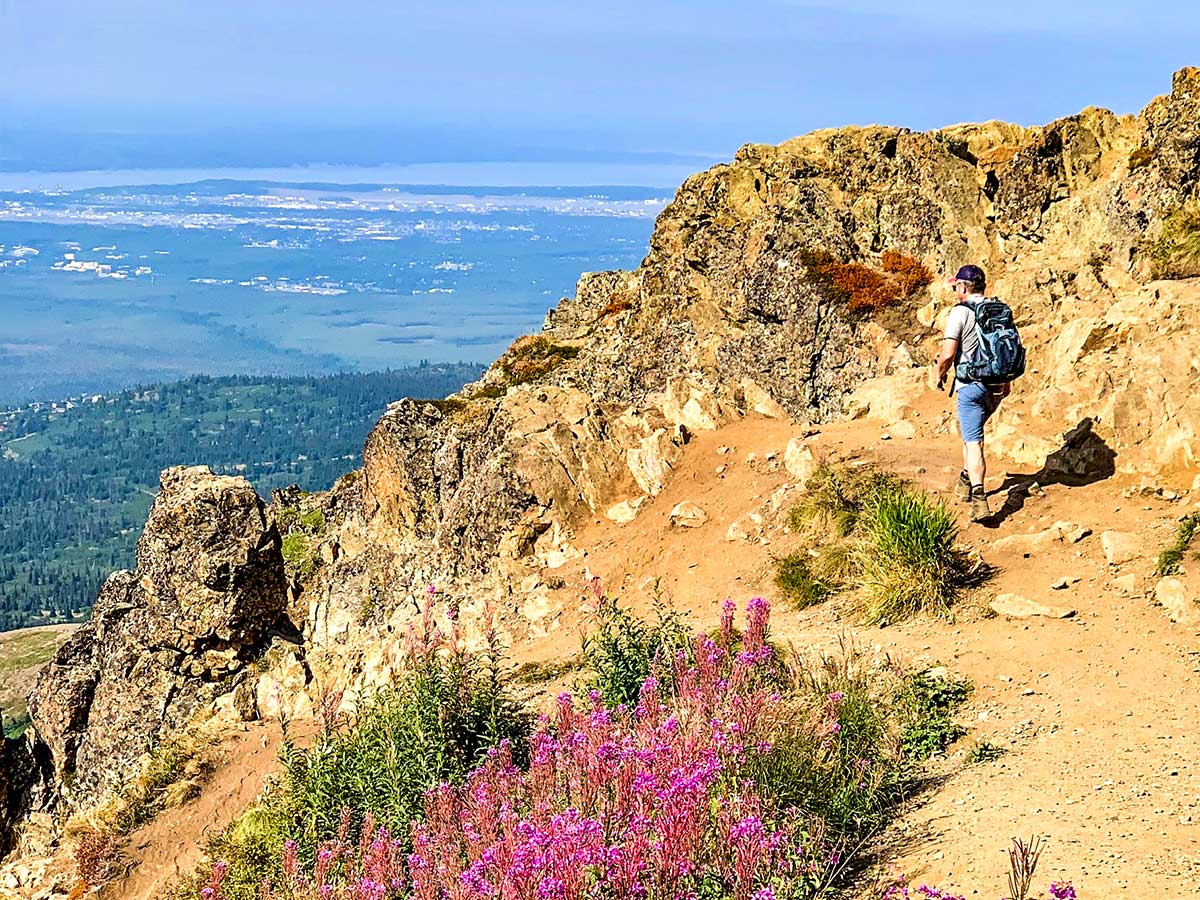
26,467,287,809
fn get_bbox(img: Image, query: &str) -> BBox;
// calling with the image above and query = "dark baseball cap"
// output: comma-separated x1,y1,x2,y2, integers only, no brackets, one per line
953,264,986,283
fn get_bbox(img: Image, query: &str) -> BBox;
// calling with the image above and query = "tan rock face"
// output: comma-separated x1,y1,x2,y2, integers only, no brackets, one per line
990,594,1076,619
1101,530,1142,567
1154,577,1199,625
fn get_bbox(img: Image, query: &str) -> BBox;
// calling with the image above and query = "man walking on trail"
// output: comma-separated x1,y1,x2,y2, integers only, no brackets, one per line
936,264,1014,523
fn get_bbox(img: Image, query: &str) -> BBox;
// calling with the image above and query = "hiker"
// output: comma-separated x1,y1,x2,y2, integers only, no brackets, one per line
935,264,1025,522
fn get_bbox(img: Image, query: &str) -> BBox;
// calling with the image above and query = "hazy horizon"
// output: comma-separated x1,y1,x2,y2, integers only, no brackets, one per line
4,1,1199,174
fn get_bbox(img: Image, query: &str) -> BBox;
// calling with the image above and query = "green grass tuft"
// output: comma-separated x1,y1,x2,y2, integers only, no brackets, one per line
1155,512,1200,576
779,463,976,624
859,485,965,624
775,553,833,609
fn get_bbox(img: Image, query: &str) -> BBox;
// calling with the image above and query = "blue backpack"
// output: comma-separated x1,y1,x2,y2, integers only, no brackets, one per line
955,299,1026,385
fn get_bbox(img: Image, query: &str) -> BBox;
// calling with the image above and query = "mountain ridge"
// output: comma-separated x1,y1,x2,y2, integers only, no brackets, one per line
3,67,1200,895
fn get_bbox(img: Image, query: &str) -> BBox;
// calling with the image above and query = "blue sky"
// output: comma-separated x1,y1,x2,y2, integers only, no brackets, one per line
3,1,1199,168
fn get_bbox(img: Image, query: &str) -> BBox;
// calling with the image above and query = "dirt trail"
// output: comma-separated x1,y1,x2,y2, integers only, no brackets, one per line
554,406,1200,897
96,400,1199,899
103,720,314,900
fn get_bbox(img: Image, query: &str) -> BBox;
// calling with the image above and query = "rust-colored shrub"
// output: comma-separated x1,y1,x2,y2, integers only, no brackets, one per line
75,830,122,888
1128,146,1155,172
498,335,581,386
799,248,931,313
594,294,634,321
832,262,898,311
880,249,934,296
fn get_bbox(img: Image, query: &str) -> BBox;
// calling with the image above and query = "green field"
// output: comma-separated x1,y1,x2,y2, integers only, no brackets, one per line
0,366,483,631
0,625,76,736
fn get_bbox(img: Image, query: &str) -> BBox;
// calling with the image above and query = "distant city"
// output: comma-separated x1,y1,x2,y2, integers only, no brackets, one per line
0,173,679,404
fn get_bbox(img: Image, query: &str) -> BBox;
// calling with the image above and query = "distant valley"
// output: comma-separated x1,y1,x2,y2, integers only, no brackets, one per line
0,367,482,631
0,178,664,404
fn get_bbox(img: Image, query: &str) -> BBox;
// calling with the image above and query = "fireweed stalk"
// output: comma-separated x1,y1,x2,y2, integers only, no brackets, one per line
201,599,846,900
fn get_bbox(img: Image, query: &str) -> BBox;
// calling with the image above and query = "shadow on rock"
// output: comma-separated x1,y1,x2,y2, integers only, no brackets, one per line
988,418,1116,527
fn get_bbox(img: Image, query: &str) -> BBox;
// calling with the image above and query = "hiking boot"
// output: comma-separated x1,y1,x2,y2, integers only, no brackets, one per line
957,469,972,501
969,486,991,522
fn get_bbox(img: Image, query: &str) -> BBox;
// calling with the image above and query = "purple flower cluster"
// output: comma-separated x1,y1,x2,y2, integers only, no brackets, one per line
204,599,847,900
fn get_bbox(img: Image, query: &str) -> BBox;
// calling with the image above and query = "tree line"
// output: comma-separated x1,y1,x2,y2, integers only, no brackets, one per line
0,365,483,631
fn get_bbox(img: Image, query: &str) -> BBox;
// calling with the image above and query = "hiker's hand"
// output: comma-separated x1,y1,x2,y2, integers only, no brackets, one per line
936,373,946,391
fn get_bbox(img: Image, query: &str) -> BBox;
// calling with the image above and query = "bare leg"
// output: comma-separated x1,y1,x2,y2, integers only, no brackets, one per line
965,440,986,490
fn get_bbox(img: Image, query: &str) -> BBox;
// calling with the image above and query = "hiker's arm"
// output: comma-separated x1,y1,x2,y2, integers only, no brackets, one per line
935,338,957,389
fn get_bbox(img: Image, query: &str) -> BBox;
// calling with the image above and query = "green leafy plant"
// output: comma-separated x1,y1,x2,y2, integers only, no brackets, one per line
1155,511,1200,576
195,609,530,900
896,669,973,761
579,594,692,707
966,740,1005,764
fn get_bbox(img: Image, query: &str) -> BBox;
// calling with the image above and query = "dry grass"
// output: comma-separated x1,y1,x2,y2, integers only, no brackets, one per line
780,463,977,623
67,719,221,839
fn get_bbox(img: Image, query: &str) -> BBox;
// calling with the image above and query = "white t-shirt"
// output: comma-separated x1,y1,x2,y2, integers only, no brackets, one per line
944,297,983,383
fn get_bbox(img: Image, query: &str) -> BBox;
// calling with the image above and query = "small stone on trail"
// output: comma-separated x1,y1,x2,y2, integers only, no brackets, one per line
1101,530,1140,566
1112,573,1138,593
1068,527,1092,543
1051,578,1070,590
668,500,707,528
990,593,1076,619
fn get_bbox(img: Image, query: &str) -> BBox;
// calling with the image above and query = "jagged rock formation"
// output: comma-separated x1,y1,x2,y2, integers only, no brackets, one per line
324,68,1200,627
9,68,1200,856
21,467,288,821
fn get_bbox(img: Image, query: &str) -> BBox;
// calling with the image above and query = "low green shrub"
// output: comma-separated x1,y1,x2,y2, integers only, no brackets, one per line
277,505,325,579
1155,511,1200,576
775,553,833,609
580,594,692,707
497,335,581,386
966,740,1006,764
897,669,973,760
2,709,30,739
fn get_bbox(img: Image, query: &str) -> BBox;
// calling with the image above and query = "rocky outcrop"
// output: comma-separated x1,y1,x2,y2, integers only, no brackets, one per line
290,68,1200,703
11,69,1200,855
25,467,288,811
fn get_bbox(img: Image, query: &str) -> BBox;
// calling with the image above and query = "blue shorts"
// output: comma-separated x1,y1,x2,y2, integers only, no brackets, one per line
956,381,1001,443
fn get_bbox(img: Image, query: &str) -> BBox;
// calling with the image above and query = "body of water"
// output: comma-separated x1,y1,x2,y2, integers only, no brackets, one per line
0,171,684,404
